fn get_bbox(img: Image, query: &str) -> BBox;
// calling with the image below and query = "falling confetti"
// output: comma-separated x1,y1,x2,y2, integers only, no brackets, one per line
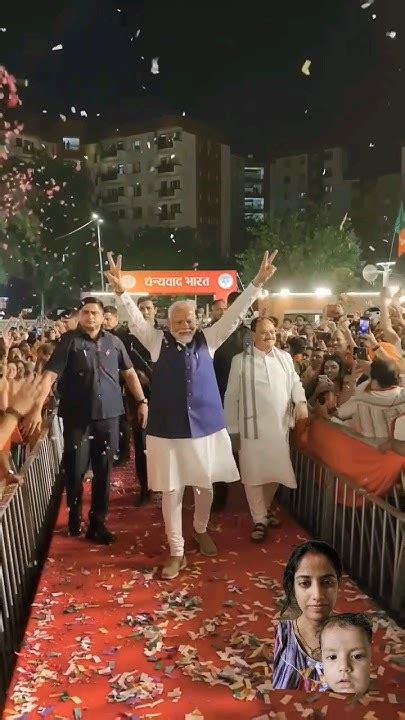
301,59,311,76
386,31,397,39
52,44,63,51
369,245,375,251
151,57,159,75
59,114,67,122
360,0,374,7
80,110,88,117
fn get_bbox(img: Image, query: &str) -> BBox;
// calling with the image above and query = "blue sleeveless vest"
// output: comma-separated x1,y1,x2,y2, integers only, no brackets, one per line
147,331,225,439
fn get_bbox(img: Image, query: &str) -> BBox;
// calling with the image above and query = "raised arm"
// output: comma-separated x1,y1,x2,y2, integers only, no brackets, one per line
105,252,162,356
380,286,401,347
204,250,278,354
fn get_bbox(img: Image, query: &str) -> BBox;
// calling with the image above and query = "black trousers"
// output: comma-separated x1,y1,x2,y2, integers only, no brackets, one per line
118,413,131,462
132,426,148,494
63,417,119,523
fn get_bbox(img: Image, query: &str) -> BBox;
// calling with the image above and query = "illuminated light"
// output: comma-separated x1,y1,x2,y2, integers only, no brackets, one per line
91,212,99,220
280,288,290,297
399,296,405,304
259,289,269,299
389,286,400,295
314,288,332,297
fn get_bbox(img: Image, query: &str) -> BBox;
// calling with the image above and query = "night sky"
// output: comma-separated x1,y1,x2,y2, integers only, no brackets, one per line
1,0,404,171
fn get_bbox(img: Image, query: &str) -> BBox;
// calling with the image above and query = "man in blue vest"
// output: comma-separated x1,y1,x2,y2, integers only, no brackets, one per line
106,251,278,579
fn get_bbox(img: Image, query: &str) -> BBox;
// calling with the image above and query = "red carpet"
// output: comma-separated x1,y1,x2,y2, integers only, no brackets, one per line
4,460,405,720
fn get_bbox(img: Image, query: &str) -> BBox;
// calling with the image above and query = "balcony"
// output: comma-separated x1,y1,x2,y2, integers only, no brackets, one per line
156,137,174,151
100,146,118,159
158,187,177,198
159,212,176,222
157,162,175,174
98,170,118,182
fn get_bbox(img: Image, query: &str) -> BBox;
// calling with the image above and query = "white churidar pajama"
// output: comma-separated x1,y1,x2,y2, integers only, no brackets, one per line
162,486,213,556
225,346,306,525
118,284,261,551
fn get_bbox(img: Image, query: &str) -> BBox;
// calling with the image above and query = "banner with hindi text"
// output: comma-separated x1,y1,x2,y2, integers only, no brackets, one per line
119,269,237,298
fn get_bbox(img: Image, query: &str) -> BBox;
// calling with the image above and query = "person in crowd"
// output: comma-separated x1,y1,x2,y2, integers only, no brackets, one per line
106,250,278,579
282,317,294,336
321,359,405,439
211,290,253,512
137,296,159,327
273,540,342,691
35,343,54,374
287,336,307,375
320,613,372,695
21,297,148,544
0,374,43,454
224,317,307,543
300,345,325,394
59,308,80,333
104,302,155,505
209,299,226,325
331,326,355,371
294,315,306,333
303,323,315,348
360,328,403,368
309,354,354,411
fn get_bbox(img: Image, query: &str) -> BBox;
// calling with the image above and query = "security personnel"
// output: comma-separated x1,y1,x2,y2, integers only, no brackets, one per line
22,297,148,543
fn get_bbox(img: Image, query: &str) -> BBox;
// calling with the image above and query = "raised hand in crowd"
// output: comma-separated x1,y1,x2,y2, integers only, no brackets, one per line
252,250,278,286
0,375,43,450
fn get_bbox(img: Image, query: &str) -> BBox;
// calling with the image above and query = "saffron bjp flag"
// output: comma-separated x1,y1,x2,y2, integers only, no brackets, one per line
394,203,405,257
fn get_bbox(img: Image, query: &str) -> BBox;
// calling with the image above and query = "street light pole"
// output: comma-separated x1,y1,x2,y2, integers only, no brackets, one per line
92,213,105,291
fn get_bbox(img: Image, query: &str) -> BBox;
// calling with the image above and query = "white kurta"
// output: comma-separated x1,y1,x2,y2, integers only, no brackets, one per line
117,284,260,492
225,346,306,488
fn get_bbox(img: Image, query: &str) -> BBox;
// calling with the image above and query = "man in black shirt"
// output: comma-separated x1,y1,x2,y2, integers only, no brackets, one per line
103,304,153,505
22,297,147,544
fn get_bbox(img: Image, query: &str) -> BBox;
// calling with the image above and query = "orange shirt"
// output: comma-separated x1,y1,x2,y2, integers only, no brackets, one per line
368,341,402,368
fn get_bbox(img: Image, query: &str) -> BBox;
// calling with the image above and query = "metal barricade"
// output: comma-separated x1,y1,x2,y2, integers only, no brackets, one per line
280,444,405,624
0,414,64,708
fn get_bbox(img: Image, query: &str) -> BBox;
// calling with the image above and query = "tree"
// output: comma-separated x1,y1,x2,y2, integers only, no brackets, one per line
0,152,94,312
237,208,362,292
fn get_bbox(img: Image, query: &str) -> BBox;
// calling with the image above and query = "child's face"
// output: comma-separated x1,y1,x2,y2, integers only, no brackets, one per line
321,626,371,694
293,552,339,623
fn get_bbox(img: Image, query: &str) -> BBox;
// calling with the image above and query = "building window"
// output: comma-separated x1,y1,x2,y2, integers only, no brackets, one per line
134,206,142,219
117,163,125,175
133,161,141,173
117,141,124,151
171,179,180,191
173,131,182,141
63,137,80,151
15,137,22,147
133,139,141,150
134,183,142,197
171,203,181,214
118,186,125,197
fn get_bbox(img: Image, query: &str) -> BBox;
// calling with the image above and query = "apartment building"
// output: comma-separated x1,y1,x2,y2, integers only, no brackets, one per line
83,117,231,256
7,116,233,257
269,147,351,222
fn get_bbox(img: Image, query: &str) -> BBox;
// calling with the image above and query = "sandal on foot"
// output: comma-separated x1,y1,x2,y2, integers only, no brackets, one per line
251,523,267,543
266,510,281,527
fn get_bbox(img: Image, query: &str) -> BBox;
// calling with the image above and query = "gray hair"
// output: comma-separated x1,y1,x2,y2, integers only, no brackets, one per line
168,300,196,321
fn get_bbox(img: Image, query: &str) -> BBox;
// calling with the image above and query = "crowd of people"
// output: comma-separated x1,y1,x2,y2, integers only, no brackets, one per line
0,249,401,695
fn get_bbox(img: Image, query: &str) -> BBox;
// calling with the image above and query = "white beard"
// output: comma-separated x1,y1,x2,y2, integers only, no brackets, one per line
171,331,195,345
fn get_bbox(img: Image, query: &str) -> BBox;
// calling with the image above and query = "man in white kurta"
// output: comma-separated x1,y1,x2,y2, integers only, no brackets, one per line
225,316,307,542
106,251,279,578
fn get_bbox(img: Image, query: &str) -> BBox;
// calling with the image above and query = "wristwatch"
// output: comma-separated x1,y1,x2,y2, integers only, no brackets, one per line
5,407,24,421
138,398,148,405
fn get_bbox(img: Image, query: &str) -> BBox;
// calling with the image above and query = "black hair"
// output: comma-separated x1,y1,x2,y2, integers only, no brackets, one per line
212,298,226,307
320,353,346,390
295,314,306,323
227,290,241,306
370,359,399,389
280,540,343,615
103,305,118,315
137,296,155,307
288,336,307,355
251,316,276,333
80,296,104,311
366,306,380,314
320,613,373,646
